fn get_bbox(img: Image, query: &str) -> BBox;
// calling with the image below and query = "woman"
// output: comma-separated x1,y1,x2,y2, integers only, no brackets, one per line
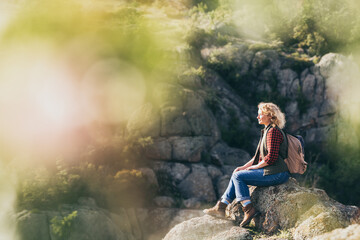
203,102,290,227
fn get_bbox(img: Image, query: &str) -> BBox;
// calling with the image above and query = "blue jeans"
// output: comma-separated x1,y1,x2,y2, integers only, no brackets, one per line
221,169,290,202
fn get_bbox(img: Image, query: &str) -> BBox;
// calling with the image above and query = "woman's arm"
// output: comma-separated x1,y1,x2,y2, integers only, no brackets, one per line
246,127,283,170
233,158,255,173
245,160,268,170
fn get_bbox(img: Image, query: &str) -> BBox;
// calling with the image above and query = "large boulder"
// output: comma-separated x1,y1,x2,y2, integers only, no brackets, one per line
310,224,360,240
317,53,347,79
228,178,359,240
16,211,50,240
170,136,209,162
163,215,251,240
210,141,251,166
144,138,172,160
126,103,161,138
178,164,217,202
144,208,205,240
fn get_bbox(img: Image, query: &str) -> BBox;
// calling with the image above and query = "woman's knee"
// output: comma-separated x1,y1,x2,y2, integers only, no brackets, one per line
232,170,245,181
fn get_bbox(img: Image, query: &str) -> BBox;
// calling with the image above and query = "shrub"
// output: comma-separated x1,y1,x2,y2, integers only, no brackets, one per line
50,211,78,240
16,159,157,211
233,0,360,56
301,121,360,206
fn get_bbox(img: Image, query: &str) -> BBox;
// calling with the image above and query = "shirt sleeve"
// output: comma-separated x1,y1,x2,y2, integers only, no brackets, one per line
263,127,283,165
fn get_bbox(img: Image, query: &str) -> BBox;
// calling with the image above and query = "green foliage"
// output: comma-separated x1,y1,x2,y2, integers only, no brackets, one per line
193,0,220,11
16,162,86,210
301,121,360,206
234,0,360,56
251,228,293,240
280,0,360,55
248,41,282,52
186,3,236,50
50,211,78,240
16,158,157,210
317,143,360,205
281,56,314,74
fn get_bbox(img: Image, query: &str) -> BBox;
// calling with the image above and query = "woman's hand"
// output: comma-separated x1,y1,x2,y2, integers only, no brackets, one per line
245,165,259,170
233,166,246,173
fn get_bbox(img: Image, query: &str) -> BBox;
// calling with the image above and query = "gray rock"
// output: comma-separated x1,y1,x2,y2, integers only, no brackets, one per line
277,69,299,97
77,197,97,208
293,211,345,240
126,103,161,137
163,215,242,240
16,207,136,240
183,89,220,137
161,106,192,136
207,165,223,181
211,226,252,240
318,53,347,79
170,136,208,162
153,196,176,208
146,208,204,240
305,126,332,143
155,83,220,139
319,99,337,116
310,224,360,240
302,74,316,101
152,161,172,174
301,106,319,127
210,142,251,166
168,209,205,229
16,211,50,240
252,50,281,72
139,168,159,188
183,198,202,209
222,165,237,176
237,178,359,238
217,175,231,199
154,83,183,109
151,161,191,184
314,73,325,103
66,208,132,240
178,164,217,202
284,101,300,128
171,163,191,183
145,138,172,160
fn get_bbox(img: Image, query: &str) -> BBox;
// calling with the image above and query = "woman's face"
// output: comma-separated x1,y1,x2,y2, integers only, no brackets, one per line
257,109,271,126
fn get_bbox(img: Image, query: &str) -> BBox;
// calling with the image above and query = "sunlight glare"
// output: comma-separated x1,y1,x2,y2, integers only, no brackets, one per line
0,43,83,152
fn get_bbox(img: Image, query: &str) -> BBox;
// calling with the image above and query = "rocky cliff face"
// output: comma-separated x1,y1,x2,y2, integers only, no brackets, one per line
125,50,343,209
16,50,359,240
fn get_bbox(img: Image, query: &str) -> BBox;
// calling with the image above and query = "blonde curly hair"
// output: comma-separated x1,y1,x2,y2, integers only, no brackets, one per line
258,102,286,129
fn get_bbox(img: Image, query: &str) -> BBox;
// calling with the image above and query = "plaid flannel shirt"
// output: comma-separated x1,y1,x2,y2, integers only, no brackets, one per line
260,127,284,165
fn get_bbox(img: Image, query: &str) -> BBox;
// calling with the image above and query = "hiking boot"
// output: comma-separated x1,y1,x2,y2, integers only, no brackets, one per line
203,201,227,218
239,203,259,227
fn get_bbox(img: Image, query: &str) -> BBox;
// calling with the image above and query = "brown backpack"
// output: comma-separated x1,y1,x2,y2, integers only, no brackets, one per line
281,130,307,174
